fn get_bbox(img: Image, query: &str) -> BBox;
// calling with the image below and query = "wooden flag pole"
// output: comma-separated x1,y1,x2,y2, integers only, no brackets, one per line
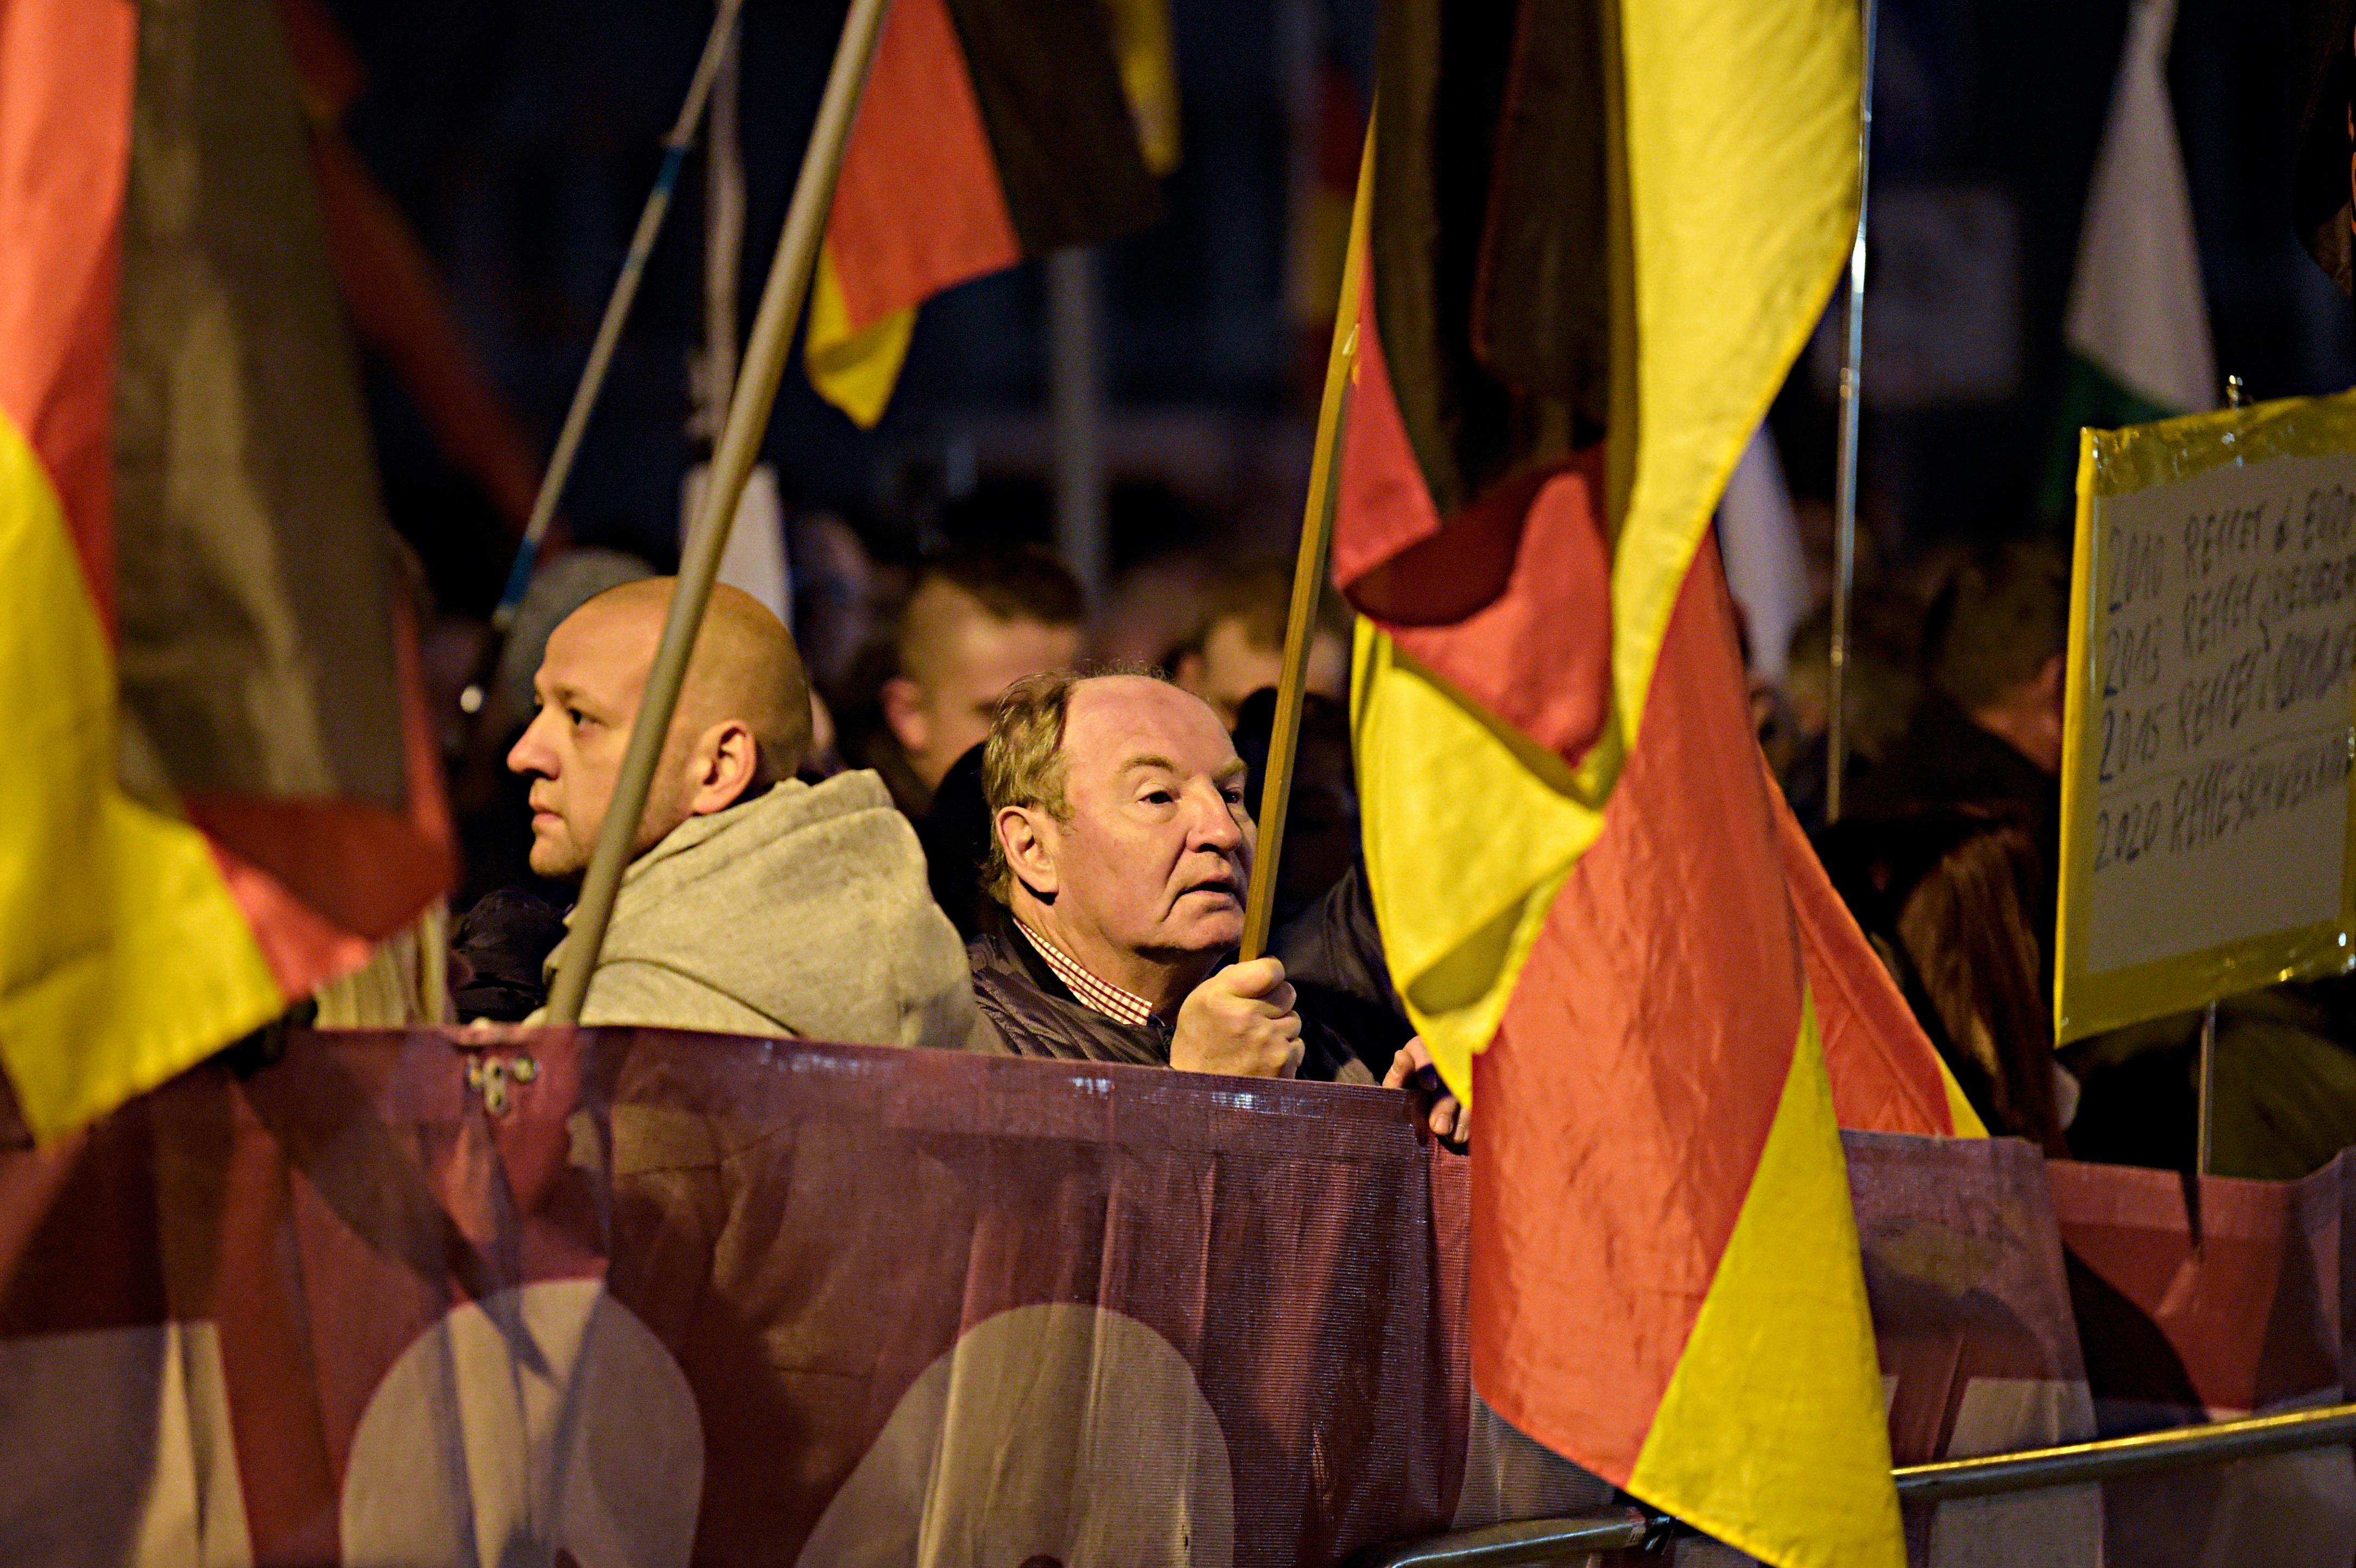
1239,138,1372,962
458,0,747,726
546,0,890,1024
1239,372,1352,962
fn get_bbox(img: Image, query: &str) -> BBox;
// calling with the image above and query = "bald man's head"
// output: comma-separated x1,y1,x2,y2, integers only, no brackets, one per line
507,577,814,877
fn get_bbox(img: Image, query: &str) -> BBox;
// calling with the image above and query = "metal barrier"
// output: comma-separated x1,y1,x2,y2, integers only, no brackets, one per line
1352,1510,1655,1566
1352,1402,2356,1565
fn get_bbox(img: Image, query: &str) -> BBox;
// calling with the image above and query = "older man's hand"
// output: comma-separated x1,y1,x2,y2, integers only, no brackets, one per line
1170,957,1304,1078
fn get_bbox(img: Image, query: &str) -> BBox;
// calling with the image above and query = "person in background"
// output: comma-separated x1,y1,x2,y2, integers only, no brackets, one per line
1849,541,2069,896
509,577,992,1050
916,745,994,942
1168,559,1349,728
967,670,1371,1082
1774,594,1924,834
1817,807,2074,1152
1230,688,1359,928
860,545,1085,817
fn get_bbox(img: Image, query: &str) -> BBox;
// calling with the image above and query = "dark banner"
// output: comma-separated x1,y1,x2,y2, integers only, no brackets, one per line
0,1029,2345,1566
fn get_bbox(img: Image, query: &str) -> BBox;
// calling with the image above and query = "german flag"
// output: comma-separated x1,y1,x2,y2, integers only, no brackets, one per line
0,0,452,1135
1329,0,1973,1563
804,0,1166,428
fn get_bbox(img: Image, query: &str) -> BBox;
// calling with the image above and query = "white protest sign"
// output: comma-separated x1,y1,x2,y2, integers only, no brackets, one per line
2055,393,2356,1040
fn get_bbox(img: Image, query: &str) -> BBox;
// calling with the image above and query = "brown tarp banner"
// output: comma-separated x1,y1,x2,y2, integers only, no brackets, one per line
0,1027,2348,1566
0,1029,1604,1565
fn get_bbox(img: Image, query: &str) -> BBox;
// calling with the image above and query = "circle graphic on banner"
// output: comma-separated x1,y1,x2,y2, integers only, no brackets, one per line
340,1280,701,1567
796,1303,1233,1567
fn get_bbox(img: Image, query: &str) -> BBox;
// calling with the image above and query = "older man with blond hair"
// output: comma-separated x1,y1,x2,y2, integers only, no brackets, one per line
510,576,991,1050
967,669,1371,1082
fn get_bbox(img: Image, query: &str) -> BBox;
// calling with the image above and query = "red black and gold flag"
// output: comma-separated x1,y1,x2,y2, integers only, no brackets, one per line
804,0,1167,427
0,0,452,1135
1324,0,1975,1563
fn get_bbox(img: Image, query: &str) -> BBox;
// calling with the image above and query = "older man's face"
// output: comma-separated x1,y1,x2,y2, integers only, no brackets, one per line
1050,677,1257,960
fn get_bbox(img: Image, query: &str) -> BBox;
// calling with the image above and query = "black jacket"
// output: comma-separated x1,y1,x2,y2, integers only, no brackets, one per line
965,915,1372,1083
1268,861,1415,1077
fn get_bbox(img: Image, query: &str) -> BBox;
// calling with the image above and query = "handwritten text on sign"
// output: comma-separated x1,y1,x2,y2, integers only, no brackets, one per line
2085,454,2356,973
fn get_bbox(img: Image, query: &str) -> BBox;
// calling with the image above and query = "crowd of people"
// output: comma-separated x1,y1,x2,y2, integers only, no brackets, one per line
417,517,2356,1180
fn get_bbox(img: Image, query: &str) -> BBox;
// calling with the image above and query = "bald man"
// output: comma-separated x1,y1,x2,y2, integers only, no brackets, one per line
511,578,994,1050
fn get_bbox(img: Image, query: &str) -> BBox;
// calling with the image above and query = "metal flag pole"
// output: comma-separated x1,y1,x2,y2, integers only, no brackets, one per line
545,0,891,1024
1239,131,1370,963
2193,374,2246,1175
1047,248,1109,600
1824,0,1879,824
457,0,748,722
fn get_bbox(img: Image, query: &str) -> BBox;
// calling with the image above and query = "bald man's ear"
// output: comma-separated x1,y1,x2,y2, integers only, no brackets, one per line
881,676,928,757
686,719,763,818
996,805,1060,900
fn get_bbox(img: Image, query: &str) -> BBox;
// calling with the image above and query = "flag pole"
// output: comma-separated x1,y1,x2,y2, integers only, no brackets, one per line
1240,135,1371,963
1825,0,1878,823
457,0,747,725
1047,248,1109,600
546,0,891,1024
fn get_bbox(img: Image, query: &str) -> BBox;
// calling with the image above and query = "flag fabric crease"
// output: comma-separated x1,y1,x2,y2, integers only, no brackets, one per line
1333,0,1954,1561
0,0,452,1137
803,0,1166,427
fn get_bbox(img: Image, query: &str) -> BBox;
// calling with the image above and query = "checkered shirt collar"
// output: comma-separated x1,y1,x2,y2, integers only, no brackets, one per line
1014,919,1157,1029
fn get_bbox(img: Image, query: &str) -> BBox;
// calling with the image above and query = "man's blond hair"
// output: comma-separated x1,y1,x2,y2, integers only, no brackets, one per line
981,671,1080,904
980,664,1158,903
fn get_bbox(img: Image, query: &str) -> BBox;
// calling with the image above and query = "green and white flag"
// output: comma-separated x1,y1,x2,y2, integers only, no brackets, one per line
2048,0,2214,507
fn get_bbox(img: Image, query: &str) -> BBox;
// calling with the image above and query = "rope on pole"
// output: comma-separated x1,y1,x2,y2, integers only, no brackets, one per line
544,0,892,1024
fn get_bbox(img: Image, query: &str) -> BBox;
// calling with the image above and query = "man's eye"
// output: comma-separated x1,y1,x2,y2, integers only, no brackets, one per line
1222,787,1245,805
1142,788,1175,805
567,708,591,727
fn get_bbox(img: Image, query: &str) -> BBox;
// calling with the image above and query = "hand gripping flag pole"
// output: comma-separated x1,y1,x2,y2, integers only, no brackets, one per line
457,0,748,727
545,0,892,1024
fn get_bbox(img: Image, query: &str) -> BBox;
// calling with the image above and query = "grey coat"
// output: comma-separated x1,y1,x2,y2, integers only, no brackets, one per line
535,770,996,1052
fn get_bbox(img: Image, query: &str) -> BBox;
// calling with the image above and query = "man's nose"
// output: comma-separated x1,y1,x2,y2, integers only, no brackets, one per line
1186,784,1246,852
507,712,555,777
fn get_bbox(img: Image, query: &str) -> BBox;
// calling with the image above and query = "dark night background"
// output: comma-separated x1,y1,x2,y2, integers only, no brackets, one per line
324,0,2354,611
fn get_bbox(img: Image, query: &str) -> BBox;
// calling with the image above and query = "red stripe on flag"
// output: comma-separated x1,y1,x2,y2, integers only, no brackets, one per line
1471,544,1798,1485
0,0,134,633
1774,770,1959,1137
825,0,1021,331
1334,251,1613,763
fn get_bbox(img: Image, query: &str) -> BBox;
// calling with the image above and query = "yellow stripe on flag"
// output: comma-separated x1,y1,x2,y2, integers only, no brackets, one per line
1352,620,1604,1096
806,245,916,430
1625,991,1902,1568
1943,1062,1990,1138
1592,0,1859,781
1352,0,1860,1097
0,411,283,1137
1102,0,1181,176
